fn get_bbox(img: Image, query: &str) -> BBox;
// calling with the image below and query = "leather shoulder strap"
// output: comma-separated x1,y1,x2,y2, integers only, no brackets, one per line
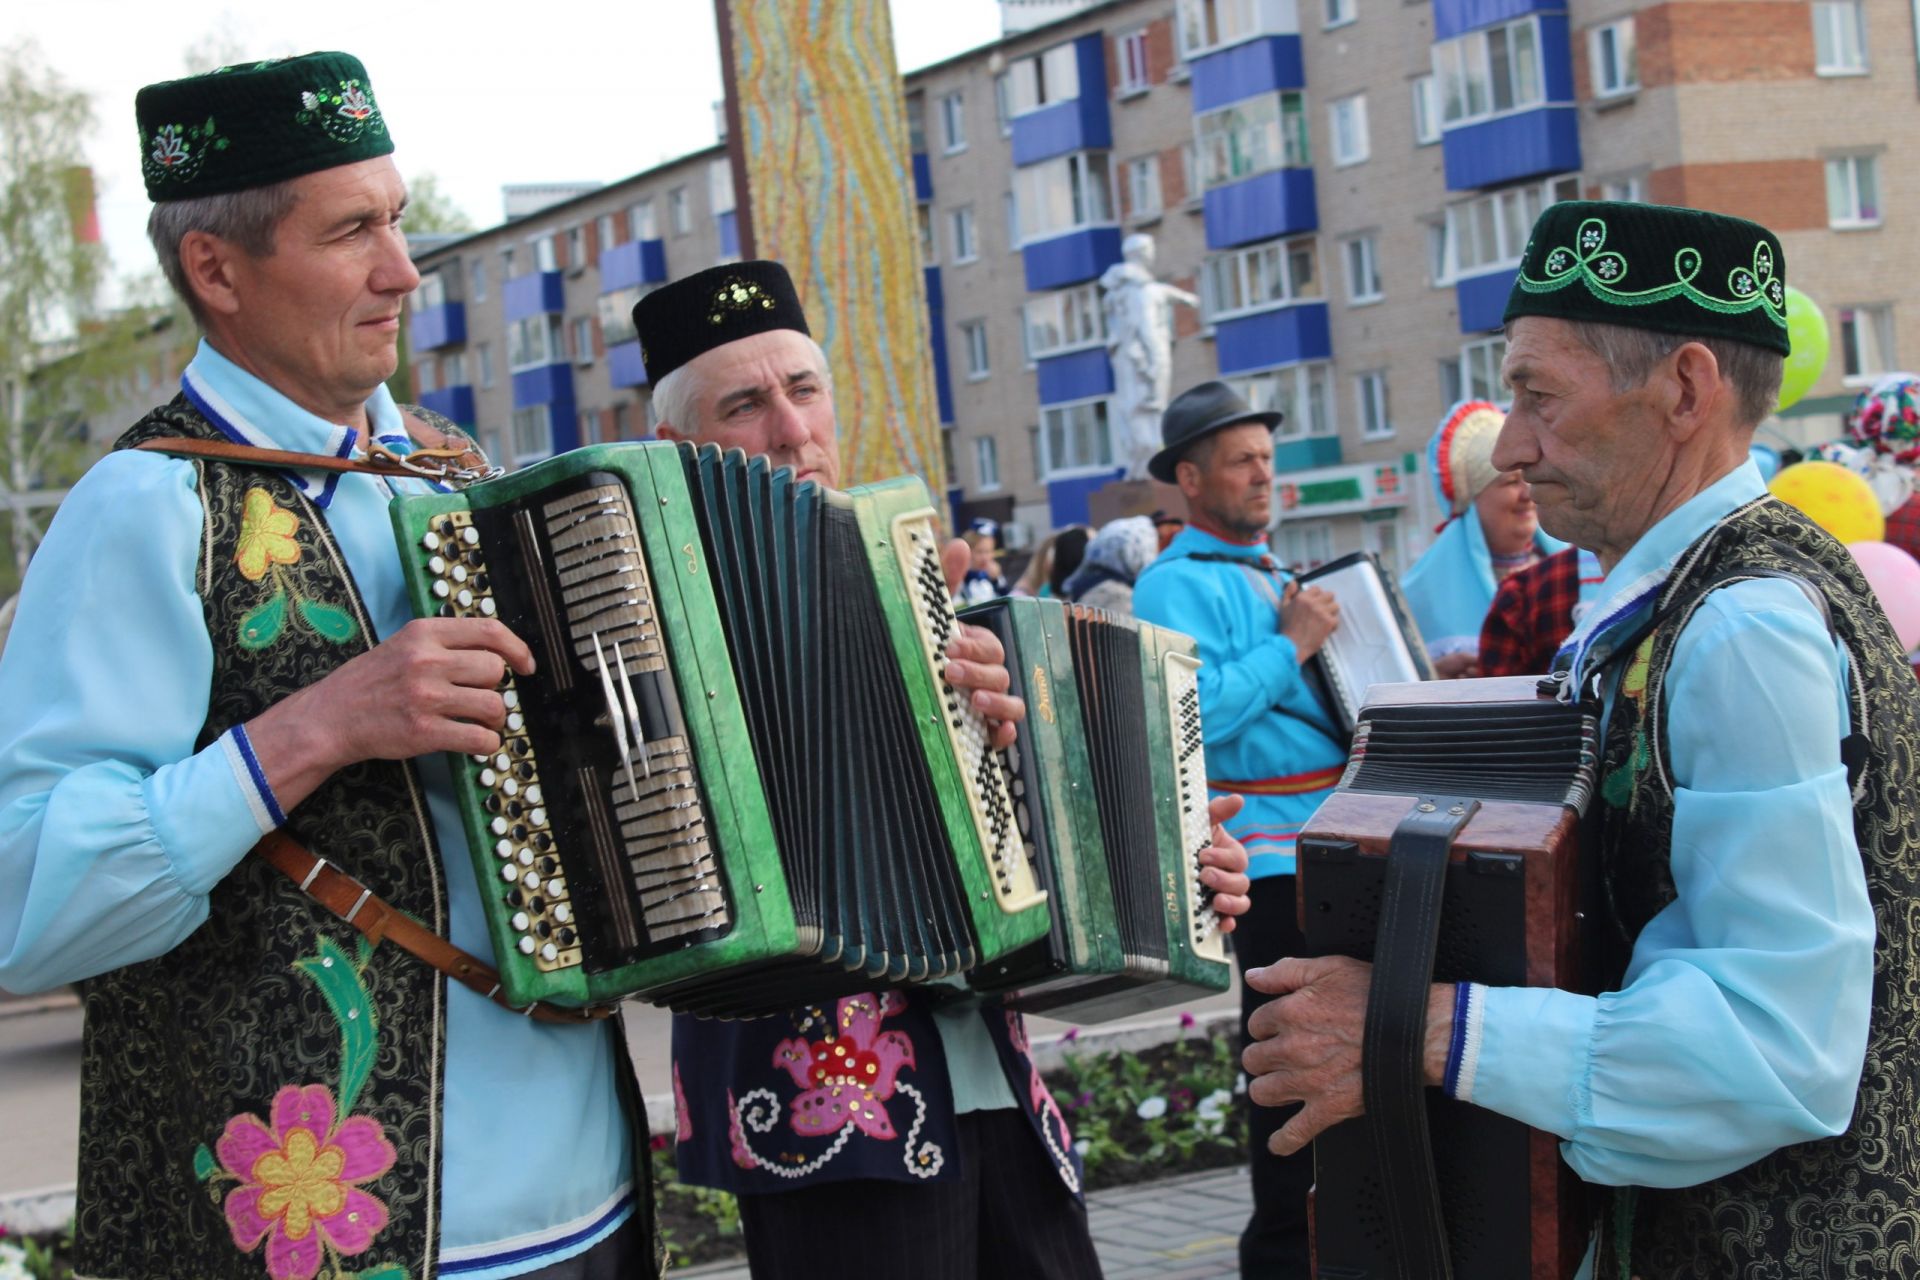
132,427,495,486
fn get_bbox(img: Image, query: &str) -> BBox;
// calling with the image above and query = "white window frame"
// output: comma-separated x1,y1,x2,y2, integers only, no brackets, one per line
1436,173,1581,283
1600,172,1646,203
508,314,567,372
940,90,967,153
1330,93,1370,167
1827,154,1882,229
476,342,495,389
1411,74,1441,146
1459,335,1510,401
1011,151,1115,246
1201,235,1320,323
1432,16,1547,129
566,225,586,273
1176,0,1301,60
572,316,595,367
1343,234,1382,305
443,353,466,388
467,258,487,303
1814,0,1868,74
1840,304,1896,384
415,273,448,310
414,358,439,395
961,319,991,380
1117,27,1152,96
1587,18,1638,99
950,205,979,264
1008,41,1083,117
511,405,555,467
1125,154,1163,220
667,186,691,236
599,282,653,349
629,199,657,241
1194,92,1309,189
1228,361,1335,442
579,409,601,447
975,435,1002,491
1356,370,1392,440
1024,283,1107,359
1278,520,1335,569
595,213,618,256
1039,396,1118,478
708,159,737,216
1323,0,1354,30
533,234,559,274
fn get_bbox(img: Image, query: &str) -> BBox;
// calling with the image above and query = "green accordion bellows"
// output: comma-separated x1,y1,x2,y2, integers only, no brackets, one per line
963,597,1232,1021
389,442,1049,1014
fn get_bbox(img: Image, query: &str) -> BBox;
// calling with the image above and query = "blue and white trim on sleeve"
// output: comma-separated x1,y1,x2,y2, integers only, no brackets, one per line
220,725,287,833
1443,981,1486,1103
438,1184,635,1278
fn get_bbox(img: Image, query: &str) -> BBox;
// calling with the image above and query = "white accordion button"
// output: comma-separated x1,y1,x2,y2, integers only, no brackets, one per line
546,877,565,897
499,863,519,883
451,564,469,583
501,778,520,798
480,597,498,617
462,527,480,546
506,712,524,733
495,753,511,772
431,580,450,599
553,903,573,924
530,807,548,827
421,531,441,552
503,690,520,710
494,838,513,859
456,589,474,609
511,911,530,931
479,768,497,787
490,816,509,836
518,848,535,867
427,555,447,575
540,942,559,962
522,870,541,890
526,783,543,805
518,936,536,955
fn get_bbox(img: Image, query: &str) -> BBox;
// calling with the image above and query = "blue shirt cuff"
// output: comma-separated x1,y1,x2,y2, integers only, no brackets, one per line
218,725,287,832
1461,982,1597,1138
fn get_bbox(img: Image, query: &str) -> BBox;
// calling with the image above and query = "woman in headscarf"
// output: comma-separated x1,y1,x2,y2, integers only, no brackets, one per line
1400,400,1564,676
1062,515,1160,618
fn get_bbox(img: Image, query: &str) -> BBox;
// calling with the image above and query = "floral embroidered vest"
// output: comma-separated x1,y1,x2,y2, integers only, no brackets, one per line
1589,495,1920,1279
75,397,660,1280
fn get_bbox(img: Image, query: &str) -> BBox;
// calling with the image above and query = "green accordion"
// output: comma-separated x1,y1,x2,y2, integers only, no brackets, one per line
963,598,1232,1022
390,442,1049,1014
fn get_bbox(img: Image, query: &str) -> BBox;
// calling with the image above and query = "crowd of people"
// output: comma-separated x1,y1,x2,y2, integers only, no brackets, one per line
1,47,1917,1280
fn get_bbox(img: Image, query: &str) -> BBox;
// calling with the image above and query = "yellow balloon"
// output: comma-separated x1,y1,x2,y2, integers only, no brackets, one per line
1769,461,1886,543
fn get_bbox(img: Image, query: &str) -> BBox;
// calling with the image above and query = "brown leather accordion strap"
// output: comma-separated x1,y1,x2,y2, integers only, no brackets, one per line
133,430,492,485
255,831,614,1025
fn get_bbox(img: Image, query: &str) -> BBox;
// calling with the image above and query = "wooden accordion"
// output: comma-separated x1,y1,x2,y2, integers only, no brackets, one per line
1294,551,1433,734
1295,676,1598,1280
962,597,1231,1023
391,442,1050,1015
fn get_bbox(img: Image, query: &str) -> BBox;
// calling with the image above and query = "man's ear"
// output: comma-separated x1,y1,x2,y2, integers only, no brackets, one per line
177,230,245,319
654,422,684,444
1665,341,1725,444
1175,458,1204,501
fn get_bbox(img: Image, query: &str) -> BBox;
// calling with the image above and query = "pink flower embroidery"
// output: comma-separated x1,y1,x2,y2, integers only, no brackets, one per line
726,1090,756,1170
775,993,914,1141
1007,1010,1074,1148
673,1062,693,1143
216,1084,396,1280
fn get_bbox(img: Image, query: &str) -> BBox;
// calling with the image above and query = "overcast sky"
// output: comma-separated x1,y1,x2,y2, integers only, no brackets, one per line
9,0,1007,294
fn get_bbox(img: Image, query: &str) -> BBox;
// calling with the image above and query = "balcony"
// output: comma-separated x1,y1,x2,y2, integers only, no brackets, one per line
717,210,740,260
1455,265,1520,334
913,152,933,203
417,384,475,427
1036,347,1114,406
1190,36,1305,112
1203,169,1317,251
512,363,575,413
607,340,648,389
1214,302,1332,376
600,239,668,292
1047,467,1129,529
408,302,465,353
1442,106,1580,191
1022,226,1123,292
1009,35,1112,166
1433,0,1561,41
503,271,565,322
926,265,954,425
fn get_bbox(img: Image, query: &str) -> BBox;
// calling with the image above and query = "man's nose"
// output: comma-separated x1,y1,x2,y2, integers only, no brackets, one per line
376,224,421,295
769,394,811,448
1491,416,1533,473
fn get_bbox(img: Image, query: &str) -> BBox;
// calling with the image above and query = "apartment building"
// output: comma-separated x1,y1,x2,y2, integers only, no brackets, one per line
406,0,1918,570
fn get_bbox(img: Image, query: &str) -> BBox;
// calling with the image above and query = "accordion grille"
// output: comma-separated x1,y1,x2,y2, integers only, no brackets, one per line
1340,701,1600,813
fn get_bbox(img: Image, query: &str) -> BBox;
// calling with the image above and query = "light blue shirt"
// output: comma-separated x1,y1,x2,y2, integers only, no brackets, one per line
1133,526,1348,878
1449,463,1873,1269
0,342,632,1278
1400,506,1564,660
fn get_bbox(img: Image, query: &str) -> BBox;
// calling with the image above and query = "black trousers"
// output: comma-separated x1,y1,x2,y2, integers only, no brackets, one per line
1238,874,1315,1278
737,1108,1104,1279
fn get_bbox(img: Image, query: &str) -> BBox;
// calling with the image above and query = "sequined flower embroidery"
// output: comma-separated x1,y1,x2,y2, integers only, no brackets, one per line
237,487,302,582
1600,634,1658,809
214,1085,396,1280
707,279,776,325
776,993,914,1140
142,118,228,188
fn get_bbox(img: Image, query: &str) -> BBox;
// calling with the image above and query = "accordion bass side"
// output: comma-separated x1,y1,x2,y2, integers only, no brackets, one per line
389,442,1049,1014
1296,676,1597,1280
962,598,1231,1022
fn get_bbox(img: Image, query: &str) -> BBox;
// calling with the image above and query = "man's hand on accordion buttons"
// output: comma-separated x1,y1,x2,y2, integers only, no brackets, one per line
940,537,1027,750
245,617,536,812
1240,957,1456,1156
1200,794,1253,932
1279,581,1341,661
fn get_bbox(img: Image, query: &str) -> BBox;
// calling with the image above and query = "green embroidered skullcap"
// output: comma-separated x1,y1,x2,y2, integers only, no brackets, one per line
136,52,393,201
1504,201,1790,357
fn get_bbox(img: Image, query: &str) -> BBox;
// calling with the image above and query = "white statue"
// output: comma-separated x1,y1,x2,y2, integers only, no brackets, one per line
1101,233,1199,480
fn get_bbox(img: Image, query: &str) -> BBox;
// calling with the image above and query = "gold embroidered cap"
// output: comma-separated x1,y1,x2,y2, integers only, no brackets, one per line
632,260,812,385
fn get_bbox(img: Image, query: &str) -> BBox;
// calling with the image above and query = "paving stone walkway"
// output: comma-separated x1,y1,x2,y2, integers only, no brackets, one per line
675,1164,1251,1278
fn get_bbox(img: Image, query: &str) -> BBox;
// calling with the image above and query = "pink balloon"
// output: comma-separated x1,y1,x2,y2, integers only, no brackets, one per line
1848,541,1920,650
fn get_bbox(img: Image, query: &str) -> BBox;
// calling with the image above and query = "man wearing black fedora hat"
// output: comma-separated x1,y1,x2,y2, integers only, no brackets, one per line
1134,380,1346,1276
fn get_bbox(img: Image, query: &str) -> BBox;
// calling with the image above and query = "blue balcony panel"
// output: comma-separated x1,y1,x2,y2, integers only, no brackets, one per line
1273,437,1344,472
1456,266,1520,334
913,152,933,203
1433,0,1561,40
1047,467,1128,529
717,210,740,260
1008,36,1113,167
600,239,668,292
608,340,649,389
1203,169,1318,250
947,486,966,536
409,302,465,353
1214,303,1332,376
504,271,565,322
512,363,575,412
926,266,954,425
1022,226,1124,292
1441,106,1580,191
1036,347,1114,406
1190,36,1306,113
1539,14,1575,99
417,384,475,428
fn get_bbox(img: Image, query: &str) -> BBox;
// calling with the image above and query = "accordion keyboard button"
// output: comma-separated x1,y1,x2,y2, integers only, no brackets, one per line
518,936,536,955
421,531,441,552
553,903,572,924
499,863,519,883
525,783,542,805
490,816,508,836
480,598,497,617
540,943,559,962
511,912,530,931
431,580,450,599
479,769,497,788
503,690,519,710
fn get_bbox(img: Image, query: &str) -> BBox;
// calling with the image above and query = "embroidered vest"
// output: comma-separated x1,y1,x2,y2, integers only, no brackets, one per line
1589,495,1920,1279
74,397,660,1280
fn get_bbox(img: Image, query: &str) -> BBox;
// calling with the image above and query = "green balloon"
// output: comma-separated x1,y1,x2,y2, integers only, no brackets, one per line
1777,285,1830,412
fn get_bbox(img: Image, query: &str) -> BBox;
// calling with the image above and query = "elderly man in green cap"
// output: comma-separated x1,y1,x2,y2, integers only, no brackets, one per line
0,55,661,1278
1241,200,1920,1276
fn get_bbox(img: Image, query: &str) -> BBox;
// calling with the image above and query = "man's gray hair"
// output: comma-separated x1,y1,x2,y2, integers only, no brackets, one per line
146,181,301,325
650,333,833,435
1563,319,1784,429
